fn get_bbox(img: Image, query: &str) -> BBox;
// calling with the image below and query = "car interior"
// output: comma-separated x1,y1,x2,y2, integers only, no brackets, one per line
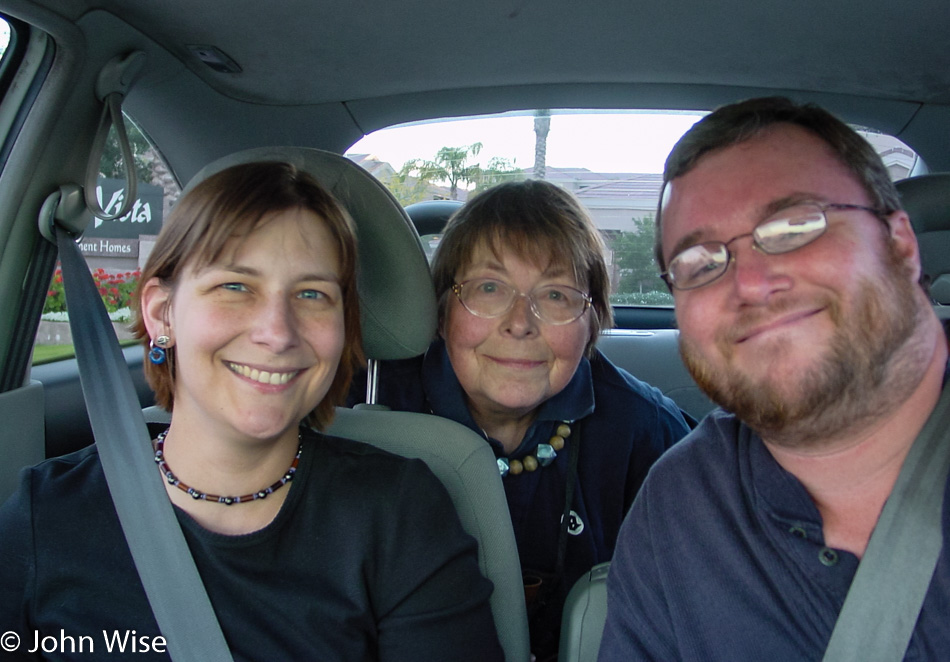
2,0,950,660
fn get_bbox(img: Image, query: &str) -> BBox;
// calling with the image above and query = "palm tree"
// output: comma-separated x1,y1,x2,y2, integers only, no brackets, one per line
400,143,484,200
533,109,551,179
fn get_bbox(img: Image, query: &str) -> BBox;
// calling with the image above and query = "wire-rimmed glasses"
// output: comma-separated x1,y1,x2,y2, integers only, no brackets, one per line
452,277,592,325
661,202,881,291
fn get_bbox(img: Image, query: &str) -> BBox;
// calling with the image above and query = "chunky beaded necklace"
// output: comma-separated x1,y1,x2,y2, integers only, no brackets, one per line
497,421,572,477
153,429,302,505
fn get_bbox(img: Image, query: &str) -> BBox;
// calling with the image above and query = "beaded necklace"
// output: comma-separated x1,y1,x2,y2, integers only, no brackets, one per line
153,429,302,505
497,421,572,477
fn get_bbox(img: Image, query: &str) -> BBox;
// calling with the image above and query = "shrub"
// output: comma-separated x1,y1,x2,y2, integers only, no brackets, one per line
43,267,141,316
609,290,675,306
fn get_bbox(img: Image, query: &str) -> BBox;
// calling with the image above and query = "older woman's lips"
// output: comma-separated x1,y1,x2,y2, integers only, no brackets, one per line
488,356,546,369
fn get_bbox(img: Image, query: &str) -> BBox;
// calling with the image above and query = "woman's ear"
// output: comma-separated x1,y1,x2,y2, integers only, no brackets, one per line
140,277,173,342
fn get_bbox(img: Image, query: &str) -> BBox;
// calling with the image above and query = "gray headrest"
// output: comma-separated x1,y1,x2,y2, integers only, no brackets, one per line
896,173,950,303
404,199,463,236
182,147,437,359
896,173,950,235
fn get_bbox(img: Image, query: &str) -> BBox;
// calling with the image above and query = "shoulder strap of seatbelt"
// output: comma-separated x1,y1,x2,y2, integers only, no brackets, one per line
822,382,950,661
55,224,234,662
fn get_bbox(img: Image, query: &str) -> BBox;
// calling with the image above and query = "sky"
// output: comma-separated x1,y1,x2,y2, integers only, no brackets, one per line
348,111,706,174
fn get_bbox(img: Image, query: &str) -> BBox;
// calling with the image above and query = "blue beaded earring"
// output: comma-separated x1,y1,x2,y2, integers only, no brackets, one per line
149,335,171,365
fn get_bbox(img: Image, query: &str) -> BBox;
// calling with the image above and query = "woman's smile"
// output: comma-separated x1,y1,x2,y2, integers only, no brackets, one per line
226,361,303,386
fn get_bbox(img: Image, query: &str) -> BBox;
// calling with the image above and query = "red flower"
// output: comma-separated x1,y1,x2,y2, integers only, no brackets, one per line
110,287,119,296
98,287,107,296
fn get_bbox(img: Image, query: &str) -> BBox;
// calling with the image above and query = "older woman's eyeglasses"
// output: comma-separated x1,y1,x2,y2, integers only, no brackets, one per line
661,202,882,291
452,278,592,325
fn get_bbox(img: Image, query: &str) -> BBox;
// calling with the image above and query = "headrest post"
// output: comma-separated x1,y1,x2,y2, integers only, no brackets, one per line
365,358,379,405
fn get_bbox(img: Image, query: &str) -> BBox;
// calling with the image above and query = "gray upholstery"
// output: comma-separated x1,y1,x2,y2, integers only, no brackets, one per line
0,381,45,502
558,561,610,662
183,147,437,360
163,148,530,661
597,329,716,422
326,407,528,661
896,173,950,304
404,199,463,235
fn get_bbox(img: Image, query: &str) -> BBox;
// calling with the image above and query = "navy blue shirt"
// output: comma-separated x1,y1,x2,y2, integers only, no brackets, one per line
379,339,691,657
599,410,950,661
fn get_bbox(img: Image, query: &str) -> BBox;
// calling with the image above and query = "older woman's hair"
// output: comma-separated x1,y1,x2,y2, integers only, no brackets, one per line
431,179,612,355
132,161,364,430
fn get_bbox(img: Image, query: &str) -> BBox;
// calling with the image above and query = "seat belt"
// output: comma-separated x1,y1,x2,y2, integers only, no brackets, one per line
37,51,234,661
52,218,233,662
822,383,950,662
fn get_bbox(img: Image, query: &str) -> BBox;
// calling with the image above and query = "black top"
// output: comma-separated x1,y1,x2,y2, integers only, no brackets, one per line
0,427,503,661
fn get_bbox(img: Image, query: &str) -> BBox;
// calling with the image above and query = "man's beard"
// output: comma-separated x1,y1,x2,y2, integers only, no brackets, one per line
680,244,926,448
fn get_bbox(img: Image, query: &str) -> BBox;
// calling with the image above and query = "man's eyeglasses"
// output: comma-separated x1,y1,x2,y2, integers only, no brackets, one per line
661,202,882,291
452,278,592,325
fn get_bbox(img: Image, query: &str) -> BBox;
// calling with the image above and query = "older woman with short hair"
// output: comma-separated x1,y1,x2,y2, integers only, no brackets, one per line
383,179,691,661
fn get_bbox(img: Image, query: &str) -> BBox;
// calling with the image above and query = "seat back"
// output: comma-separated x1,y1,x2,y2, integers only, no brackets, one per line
326,407,527,660
558,561,610,662
0,381,45,501
170,148,530,661
896,173,950,304
597,329,715,422
403,198,463,236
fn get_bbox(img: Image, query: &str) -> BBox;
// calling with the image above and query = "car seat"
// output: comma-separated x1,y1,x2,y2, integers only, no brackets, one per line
896,173,950,304
558,562,610,662
404,198,463,235
144,147,530,661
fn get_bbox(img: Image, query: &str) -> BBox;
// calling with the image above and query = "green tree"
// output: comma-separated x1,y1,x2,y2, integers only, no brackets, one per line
473,156,523,191
386,173,434,206
398,143,521,200
610,215,667,295
399,143,484,200
99,123,156,184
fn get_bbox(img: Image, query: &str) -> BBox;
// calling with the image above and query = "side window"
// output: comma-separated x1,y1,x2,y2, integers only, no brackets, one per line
348,111,920,310
33,117,181,364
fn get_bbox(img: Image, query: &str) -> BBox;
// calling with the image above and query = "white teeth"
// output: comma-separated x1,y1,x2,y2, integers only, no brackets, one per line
228,363,297,385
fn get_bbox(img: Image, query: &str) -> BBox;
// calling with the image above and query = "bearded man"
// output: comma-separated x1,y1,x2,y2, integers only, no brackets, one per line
598,97,949,660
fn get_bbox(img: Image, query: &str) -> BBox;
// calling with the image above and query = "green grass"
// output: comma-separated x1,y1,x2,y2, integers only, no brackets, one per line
32,339,141,365
32,344,76,364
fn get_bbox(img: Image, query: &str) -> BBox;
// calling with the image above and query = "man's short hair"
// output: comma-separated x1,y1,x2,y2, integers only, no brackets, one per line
654,97,903,272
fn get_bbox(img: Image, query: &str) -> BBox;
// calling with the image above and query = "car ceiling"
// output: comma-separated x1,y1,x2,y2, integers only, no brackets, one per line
11,0,950,181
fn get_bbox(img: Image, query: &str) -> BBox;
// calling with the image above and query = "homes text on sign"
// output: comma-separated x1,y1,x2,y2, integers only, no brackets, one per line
78,237,139,257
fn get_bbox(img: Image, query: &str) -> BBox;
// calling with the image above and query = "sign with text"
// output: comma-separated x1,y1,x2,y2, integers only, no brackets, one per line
78,237,139,257
85,178,163,238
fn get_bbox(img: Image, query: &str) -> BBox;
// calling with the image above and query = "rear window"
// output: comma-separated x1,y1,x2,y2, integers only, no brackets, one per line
348,110,920,307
